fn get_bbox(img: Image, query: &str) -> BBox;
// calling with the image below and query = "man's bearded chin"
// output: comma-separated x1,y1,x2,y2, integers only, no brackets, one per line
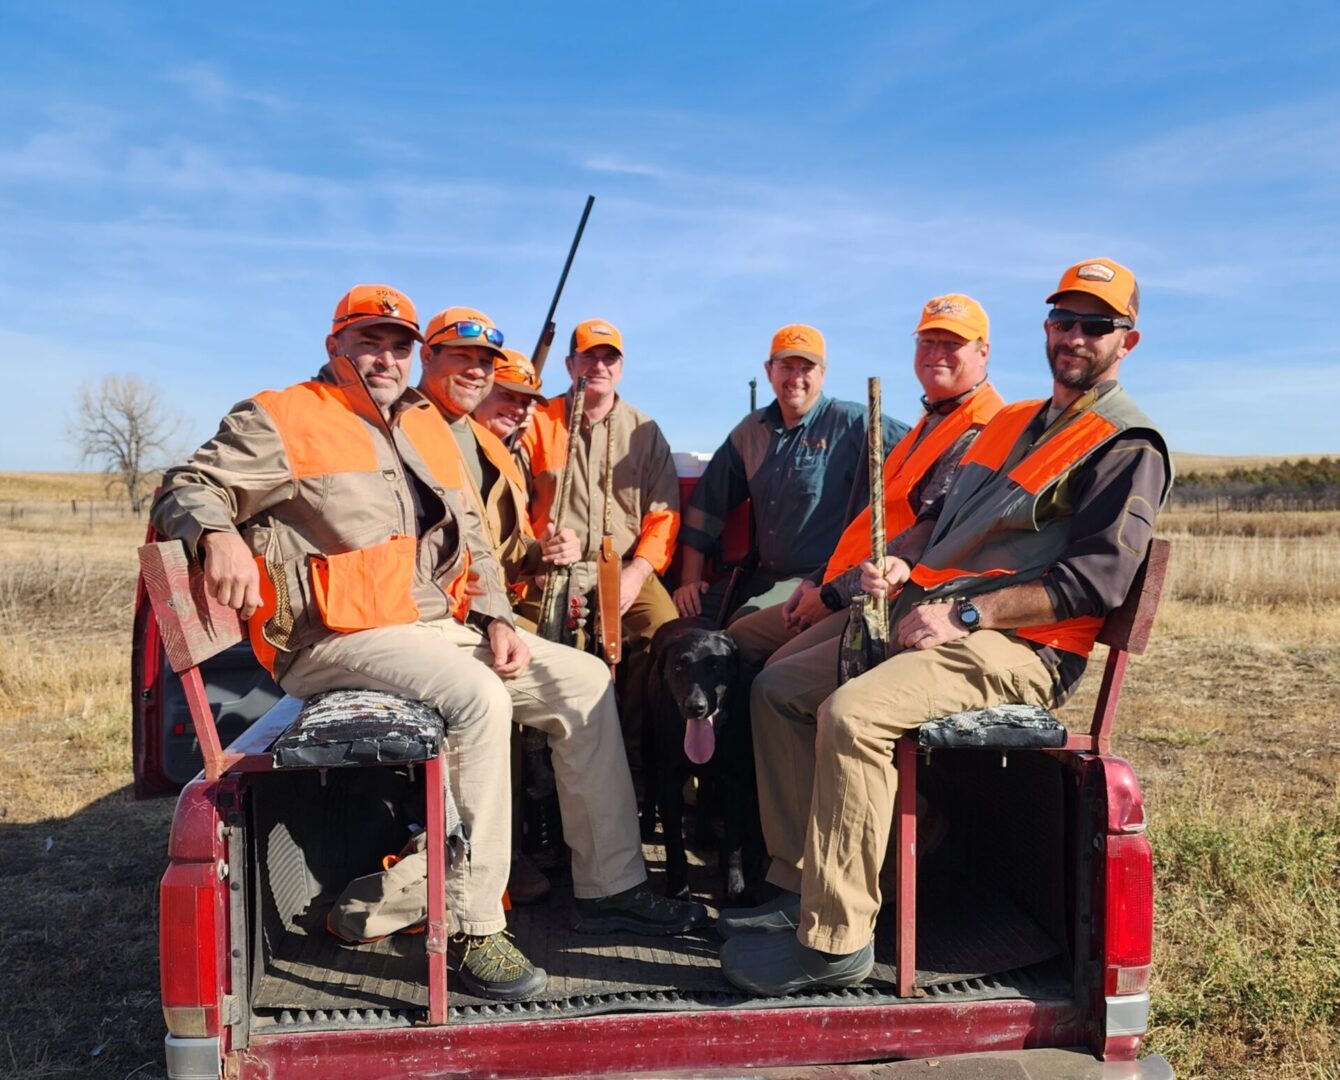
1048,342,1120,391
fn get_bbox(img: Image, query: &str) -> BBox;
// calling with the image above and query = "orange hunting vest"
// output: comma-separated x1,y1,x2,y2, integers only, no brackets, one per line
244,378,471,676
904,387,1169,657
823,384,1005,582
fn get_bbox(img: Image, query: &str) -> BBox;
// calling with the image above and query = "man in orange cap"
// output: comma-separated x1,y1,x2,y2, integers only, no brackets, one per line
727,297,1004,667
152,286,705,1005
417,305,696,919
720,261,1171,996
518,318,680,755
675,323,907,625
474,348,547,444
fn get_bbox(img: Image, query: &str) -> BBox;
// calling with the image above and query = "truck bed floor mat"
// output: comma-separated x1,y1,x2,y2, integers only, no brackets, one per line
252,870,1058,1016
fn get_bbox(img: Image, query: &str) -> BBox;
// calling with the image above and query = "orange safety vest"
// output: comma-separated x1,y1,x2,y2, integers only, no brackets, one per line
244,378,471,676
822,383,1005,582
906,388,1168,657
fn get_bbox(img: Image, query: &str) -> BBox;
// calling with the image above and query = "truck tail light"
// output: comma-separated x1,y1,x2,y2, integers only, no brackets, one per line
1104,832,1153,996
160,862,221,1038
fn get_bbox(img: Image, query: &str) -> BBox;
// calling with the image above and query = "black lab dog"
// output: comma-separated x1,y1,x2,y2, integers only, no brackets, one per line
642,617,758,902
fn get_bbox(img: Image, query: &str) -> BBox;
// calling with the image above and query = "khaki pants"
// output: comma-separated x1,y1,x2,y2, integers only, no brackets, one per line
750,627,1057,954
280,618,645,937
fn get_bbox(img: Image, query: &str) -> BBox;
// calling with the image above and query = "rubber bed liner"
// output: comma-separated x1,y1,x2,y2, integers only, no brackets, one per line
252,863,1059,1020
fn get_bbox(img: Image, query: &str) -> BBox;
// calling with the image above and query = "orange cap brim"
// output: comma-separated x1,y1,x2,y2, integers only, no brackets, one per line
770,349,825,366
913,317,984,343
337,314,425,342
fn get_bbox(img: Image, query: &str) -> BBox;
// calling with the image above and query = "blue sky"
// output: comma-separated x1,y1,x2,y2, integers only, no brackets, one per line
3,1,1338,470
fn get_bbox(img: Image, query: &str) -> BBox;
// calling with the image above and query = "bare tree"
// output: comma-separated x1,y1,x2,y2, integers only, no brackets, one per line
66,374,181,515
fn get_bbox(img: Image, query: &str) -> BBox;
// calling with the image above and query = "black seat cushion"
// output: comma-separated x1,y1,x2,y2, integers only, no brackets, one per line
918,704,1067,750
270,690,443,769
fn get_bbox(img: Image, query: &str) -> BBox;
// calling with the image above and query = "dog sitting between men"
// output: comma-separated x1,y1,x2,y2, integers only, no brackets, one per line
642,617,756,902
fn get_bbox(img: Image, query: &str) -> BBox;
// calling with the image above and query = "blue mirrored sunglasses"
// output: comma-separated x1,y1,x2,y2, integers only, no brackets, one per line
434,320,504,348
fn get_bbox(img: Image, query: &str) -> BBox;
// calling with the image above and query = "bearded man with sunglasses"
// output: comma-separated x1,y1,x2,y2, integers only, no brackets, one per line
719,260,1172,996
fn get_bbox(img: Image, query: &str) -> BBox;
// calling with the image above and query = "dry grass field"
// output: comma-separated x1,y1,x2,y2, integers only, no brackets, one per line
1,474,1337,1079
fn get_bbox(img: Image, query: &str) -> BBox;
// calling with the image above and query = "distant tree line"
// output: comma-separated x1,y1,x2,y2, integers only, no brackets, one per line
1173,458,1340,511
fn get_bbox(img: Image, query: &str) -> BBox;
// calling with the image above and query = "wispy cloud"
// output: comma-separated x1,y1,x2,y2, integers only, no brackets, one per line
164,62,290,112
1110,97,1340,190
582,153,665,178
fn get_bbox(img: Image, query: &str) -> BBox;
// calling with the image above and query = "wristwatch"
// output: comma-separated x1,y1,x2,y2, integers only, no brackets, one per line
955,597,982,631
819,583,844,611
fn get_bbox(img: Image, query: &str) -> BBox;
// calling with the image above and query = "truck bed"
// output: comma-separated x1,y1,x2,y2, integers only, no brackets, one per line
242,751,1075,1034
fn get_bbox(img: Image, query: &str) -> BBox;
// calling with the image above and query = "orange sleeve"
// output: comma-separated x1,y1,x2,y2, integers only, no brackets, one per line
634,508,680,575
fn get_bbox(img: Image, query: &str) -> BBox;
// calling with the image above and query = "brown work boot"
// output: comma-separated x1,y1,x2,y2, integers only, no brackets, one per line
507,852,551,906
447,930,547,1001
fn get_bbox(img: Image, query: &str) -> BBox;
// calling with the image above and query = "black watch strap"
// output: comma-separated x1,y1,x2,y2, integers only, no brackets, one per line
819,583,844,611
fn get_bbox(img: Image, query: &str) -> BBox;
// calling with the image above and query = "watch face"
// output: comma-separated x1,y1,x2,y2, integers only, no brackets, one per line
958,600,980,627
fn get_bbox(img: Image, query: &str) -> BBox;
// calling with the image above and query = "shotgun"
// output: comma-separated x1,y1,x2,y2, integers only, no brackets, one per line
530,195,595,380
536,376,588,644
837,377,889,683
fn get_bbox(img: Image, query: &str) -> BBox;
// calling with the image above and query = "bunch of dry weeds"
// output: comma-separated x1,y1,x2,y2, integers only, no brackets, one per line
1147,777,1340,1077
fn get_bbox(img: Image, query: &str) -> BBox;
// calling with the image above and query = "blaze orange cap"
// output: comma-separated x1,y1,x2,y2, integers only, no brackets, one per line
769,324,825,366
914,294,990,344
331,285,423,341
1047,259,1140,320
493,348,546,400
570,318,624,357
423,305,507,359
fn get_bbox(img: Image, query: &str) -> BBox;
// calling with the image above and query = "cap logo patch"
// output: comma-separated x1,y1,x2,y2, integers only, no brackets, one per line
587,322,614,336
375,291,400,316
926,299,965,317
1076,263,1116,282
774,328,814,347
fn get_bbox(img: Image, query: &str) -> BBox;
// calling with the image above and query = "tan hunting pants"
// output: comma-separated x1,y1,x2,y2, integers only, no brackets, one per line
750,626,1057,955
281,618,645,937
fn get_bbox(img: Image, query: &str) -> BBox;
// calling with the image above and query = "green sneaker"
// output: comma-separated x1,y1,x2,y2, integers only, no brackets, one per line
572,884,709,936
447,930,547,1001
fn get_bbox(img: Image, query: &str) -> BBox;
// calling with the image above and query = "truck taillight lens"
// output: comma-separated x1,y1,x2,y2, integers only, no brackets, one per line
1104,832,1153,996
160,863,221,1038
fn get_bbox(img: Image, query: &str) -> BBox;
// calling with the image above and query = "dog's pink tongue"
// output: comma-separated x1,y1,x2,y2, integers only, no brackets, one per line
684,714,716,765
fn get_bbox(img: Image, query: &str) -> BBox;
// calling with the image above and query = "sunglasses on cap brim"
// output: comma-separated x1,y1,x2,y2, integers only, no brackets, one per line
1046,309,1134,336
431,320,505,348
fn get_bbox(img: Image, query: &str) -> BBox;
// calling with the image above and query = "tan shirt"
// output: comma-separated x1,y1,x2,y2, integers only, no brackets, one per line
519,391,680,593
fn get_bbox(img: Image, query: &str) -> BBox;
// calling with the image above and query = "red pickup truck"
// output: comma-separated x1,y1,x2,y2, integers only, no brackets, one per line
132,485,1173,1079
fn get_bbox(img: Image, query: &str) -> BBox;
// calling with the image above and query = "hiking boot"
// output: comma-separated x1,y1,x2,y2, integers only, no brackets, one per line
716,889,801,940
507,852,551,907
572,884,709,936
720,931,874,996
446,930,547,1001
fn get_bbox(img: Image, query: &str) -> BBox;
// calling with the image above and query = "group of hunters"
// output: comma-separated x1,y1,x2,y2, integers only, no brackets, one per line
152,256,1171,1002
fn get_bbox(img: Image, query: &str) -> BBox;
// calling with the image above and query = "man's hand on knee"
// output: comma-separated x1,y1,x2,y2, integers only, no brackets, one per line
200,531,262,620
487,621,531,677
672,579,709,617
896,601,968,651
784,581,829,634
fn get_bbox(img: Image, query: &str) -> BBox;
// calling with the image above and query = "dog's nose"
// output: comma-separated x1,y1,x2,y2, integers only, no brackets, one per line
683,692,709,719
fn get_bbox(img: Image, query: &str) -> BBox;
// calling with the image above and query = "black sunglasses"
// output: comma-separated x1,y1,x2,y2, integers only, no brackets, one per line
1046,309,1134,336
